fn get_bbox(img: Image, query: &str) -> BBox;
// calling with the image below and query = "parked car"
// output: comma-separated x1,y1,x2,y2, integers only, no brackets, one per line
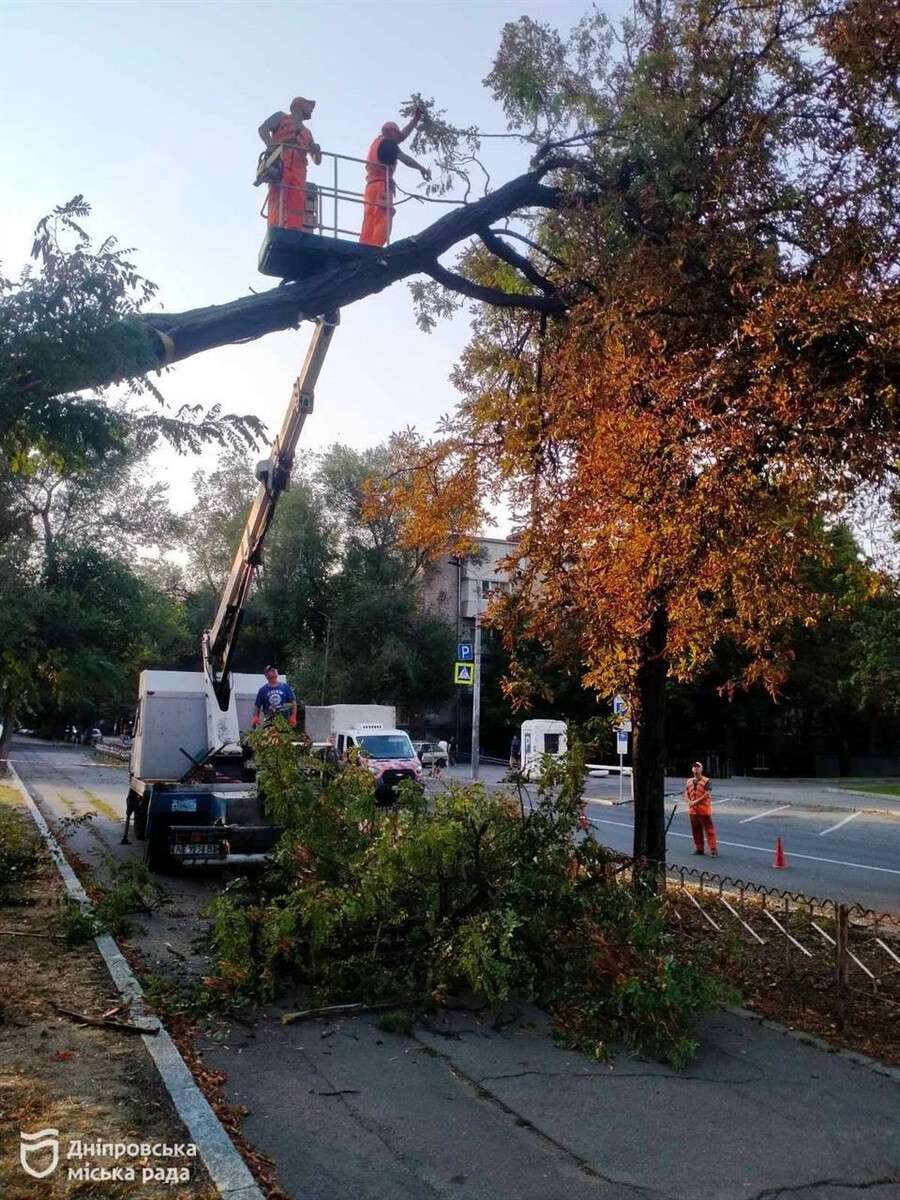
89,727,103,745
413,741,448,769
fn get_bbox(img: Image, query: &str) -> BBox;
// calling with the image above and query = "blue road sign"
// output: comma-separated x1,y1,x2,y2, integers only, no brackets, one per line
457,643,474,661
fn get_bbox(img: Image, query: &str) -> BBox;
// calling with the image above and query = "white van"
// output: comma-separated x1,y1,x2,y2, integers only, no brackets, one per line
520,719,568,780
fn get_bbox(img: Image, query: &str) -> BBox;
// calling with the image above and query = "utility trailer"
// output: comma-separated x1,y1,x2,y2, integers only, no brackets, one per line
122,315,339,872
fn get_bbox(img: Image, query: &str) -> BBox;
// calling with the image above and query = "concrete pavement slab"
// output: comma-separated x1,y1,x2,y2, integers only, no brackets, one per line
204,1018,620,1200
202,1005,900,1200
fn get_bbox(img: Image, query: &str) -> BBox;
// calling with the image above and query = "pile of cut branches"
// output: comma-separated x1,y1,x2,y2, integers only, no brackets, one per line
206,726,728,1067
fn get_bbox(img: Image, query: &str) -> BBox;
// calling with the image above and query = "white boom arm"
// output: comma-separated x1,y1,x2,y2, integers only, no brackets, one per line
200,312,339,754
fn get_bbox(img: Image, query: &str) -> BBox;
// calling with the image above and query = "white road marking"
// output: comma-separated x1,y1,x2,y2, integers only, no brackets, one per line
818,811,862,837
738,804,792,824
585,815,900,877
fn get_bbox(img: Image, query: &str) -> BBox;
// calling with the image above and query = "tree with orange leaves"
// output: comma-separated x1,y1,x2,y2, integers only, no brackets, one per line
379,0,900,878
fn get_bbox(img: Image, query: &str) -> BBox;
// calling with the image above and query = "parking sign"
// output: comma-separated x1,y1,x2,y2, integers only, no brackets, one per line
457,643,474,661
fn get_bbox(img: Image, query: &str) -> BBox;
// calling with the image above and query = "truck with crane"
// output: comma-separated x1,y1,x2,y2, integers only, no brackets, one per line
121,142,423,870
122,315,340,872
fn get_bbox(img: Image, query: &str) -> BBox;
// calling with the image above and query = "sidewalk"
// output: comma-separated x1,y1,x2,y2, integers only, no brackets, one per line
202,1002,900,1200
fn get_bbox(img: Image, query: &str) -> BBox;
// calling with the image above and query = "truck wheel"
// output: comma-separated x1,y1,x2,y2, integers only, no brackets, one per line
144,828,177,874
437,759,447,769
133,794,149,840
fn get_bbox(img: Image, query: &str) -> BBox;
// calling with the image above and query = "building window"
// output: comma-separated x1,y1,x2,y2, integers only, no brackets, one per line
481,579,508,597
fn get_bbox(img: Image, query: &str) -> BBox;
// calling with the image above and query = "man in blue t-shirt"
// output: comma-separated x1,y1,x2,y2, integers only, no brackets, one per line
251,665,298,728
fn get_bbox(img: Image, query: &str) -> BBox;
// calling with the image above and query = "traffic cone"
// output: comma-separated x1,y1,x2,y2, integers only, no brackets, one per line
773,836,788,869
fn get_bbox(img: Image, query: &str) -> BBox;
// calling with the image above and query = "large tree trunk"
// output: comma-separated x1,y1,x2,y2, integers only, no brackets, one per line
0,698,16,776
632,605,669,888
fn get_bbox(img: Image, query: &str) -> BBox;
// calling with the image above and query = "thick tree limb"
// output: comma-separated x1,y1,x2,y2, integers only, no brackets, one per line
66,167,585,395
425,262,565,315
479,227,556,294
493,228,570,271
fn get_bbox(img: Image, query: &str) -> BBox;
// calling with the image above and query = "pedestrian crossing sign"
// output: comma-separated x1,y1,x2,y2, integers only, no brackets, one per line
454,662,474,685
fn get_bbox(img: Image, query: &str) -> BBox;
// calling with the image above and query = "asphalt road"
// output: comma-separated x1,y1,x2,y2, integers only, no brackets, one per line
446,763,900,913
11,739,900,913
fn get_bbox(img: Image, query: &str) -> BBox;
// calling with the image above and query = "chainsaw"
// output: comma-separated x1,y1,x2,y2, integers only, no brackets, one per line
254,144,284,187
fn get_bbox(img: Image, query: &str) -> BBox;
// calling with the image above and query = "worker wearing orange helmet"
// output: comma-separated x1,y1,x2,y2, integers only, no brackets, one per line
685,761,718,856
359,108,431,247
258,96,322,230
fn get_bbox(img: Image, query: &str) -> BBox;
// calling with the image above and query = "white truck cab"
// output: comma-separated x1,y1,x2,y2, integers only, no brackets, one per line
304,705,422,800
520,719,568,780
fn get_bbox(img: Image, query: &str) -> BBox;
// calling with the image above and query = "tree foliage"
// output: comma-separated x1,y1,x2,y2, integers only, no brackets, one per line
0,426,190,764
380,0,900,867
0,197,265,472
181,443,456,717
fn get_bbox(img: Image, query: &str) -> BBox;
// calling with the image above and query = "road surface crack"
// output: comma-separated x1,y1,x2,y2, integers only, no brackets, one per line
416,1037,670,1199
747,1177,900,1199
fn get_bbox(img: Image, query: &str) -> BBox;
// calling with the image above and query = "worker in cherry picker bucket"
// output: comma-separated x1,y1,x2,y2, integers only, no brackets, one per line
257,96,322,230
360,107,431,247
251,666,298,728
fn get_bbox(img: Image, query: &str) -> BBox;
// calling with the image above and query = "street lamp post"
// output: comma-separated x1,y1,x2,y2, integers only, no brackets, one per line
470,612,482,781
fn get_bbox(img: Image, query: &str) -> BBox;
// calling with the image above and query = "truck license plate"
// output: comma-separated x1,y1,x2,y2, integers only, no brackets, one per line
172,843,225,858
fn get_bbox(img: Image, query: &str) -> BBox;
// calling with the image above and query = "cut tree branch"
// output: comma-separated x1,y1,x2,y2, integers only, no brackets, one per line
58,164,592,396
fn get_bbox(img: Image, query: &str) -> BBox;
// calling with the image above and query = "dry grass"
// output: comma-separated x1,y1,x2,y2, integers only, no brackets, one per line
668,887,900,1066
0,794,218,1200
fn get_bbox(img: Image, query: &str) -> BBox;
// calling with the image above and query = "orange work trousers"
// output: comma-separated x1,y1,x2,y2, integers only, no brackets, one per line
689,812,718,854
267,147,309,230
359,179,393,246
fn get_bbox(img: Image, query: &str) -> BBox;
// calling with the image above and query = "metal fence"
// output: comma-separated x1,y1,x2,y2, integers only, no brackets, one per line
611,854,900,1025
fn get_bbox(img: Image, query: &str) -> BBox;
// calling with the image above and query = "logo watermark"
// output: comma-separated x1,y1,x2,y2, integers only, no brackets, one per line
17,1130,196,1185
19,1129,60,1180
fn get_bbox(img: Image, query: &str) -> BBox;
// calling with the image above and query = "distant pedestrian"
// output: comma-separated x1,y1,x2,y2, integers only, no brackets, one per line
509,732,521,770
685,761,718,856
437,738,449,766
447,738,455,767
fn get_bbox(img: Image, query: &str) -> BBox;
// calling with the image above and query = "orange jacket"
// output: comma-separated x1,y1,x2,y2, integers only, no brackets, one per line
272,114,316,158
685,775,713,816
365,135,395,189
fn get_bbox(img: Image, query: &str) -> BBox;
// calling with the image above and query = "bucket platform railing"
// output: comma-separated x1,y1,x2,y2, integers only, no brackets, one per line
258,148,395,278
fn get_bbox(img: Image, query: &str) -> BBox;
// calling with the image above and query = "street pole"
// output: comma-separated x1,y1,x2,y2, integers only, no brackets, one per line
470,613,482,780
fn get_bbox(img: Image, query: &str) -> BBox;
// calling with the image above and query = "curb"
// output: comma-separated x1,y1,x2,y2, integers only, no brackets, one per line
7,764,266,1200
726,1006,900,1084
824,786,900,812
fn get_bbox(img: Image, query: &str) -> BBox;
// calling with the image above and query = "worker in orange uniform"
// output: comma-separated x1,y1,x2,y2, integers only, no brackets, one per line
359,108,431,247
258,96,322,230
685,761,718,856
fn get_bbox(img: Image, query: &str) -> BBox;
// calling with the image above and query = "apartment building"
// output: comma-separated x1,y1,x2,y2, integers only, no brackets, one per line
421,537,517,636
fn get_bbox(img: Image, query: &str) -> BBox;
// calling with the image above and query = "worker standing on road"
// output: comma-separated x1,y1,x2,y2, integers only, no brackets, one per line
685,761,718,856
258,96,322,230
359,108,431,247
251,666,298,728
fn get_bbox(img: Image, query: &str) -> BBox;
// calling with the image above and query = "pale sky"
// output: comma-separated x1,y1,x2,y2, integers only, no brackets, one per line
1,0,623,513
